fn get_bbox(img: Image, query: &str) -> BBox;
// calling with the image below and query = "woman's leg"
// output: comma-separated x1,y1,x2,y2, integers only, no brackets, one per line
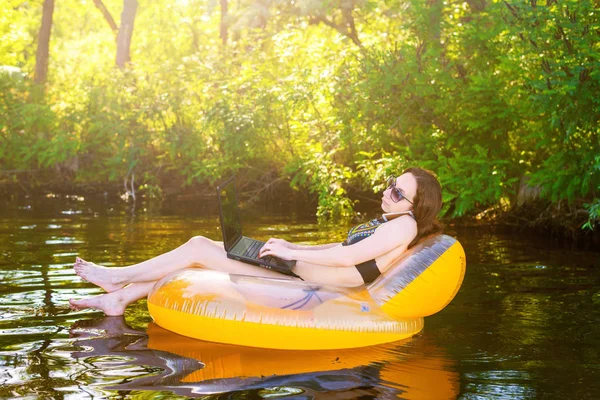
75,236,288,292
69,281,156,316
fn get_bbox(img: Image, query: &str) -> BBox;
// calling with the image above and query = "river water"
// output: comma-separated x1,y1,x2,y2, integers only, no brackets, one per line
0,194,598,399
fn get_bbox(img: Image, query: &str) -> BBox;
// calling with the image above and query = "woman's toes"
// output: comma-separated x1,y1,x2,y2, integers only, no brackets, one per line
69,299,82,310
70,260,124,293
69,298,97,312
74,269,86,280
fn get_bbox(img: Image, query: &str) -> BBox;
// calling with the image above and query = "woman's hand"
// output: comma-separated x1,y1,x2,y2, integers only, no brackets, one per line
259,239,295,260
264,238,296,250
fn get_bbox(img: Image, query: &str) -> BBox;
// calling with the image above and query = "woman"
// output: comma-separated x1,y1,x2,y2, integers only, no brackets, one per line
70,167,443,316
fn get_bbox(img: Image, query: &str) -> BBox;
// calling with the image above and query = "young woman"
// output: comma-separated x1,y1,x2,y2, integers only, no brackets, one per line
69,167,443,316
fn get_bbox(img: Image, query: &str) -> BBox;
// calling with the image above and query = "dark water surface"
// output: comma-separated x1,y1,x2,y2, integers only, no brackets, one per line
1,195,599,399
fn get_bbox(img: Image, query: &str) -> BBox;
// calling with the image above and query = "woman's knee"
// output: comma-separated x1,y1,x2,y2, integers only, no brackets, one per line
186,235,213,249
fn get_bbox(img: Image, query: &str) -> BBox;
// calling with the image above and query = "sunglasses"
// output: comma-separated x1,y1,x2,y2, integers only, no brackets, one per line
386,176,413,204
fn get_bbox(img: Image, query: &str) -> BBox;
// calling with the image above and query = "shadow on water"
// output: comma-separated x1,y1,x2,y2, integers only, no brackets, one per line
68,317,459,399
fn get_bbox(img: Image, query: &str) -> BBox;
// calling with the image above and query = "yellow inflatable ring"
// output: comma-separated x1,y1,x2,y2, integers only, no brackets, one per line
147,234,466,350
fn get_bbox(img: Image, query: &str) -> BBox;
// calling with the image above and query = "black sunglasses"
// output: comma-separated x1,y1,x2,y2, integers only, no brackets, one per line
386,176,413,204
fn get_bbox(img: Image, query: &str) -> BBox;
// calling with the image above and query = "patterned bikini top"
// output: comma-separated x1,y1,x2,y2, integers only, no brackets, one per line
342,211,416,246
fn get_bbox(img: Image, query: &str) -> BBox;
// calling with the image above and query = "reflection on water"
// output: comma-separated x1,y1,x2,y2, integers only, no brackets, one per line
0,195,599,398
69,317,458,399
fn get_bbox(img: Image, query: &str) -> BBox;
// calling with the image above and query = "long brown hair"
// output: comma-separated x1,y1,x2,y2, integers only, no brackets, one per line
403,167,443,248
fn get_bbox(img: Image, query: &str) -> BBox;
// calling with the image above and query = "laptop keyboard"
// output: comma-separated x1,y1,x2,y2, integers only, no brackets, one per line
242,240,266,259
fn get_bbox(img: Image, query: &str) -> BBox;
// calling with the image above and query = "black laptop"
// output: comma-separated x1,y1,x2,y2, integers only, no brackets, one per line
216,176,297,274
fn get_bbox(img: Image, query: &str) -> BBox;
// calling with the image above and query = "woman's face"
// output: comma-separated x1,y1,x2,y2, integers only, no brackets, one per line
381,172,417,213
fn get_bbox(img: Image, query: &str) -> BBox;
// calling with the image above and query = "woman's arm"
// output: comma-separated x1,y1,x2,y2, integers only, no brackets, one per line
260,216,417,268
264,238,340,251
292,243,341,251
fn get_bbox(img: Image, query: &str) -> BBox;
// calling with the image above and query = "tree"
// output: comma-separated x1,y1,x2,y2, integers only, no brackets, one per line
308,0,362,48
116,0,138,68
34,0,55,84
90,0,137,68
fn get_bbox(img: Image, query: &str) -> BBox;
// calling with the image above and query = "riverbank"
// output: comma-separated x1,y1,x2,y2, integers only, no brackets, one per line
2,179,598,250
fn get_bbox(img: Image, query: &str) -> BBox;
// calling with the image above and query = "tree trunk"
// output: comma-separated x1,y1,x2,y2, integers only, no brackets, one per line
116,0,138,68
34,0,55,84
220,0,228,46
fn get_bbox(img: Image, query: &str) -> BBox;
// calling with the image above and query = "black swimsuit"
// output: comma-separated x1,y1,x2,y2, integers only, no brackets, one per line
342,212,416,284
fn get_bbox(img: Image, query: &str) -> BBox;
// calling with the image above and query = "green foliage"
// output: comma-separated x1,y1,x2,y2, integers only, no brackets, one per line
583,199,600,230
503,0,600,209
288,147,356,220
0,0,598,229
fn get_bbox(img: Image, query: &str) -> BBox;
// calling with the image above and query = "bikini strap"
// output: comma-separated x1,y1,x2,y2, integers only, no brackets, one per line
382,211,416,221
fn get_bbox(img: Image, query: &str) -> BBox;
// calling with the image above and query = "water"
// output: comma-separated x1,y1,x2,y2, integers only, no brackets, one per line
0,194,599,399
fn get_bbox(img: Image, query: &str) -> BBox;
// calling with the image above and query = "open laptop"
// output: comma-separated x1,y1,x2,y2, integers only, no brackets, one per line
216,176,297,274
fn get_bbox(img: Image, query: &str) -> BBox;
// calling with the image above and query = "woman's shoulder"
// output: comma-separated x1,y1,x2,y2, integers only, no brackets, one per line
379,213,417,234
382,212,417,224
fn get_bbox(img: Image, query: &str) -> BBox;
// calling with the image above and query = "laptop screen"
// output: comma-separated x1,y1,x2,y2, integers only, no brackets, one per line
217,178,242,251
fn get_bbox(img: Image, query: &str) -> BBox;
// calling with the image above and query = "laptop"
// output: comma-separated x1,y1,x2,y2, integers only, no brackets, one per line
216,176,297,274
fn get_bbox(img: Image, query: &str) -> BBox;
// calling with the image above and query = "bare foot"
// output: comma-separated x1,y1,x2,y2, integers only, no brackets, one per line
69,292,127,316
74,257,126,292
